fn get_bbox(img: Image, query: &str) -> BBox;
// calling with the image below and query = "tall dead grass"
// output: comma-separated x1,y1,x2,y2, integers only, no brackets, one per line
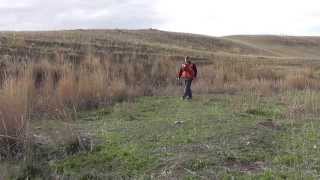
194,60,320,95
283,89,320,120
0,75,31,158
0,55,178,120
1,55,319,117
1,54,320,158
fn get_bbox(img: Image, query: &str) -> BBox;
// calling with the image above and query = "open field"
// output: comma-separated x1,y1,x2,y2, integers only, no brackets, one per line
1,29,320,179
4,93,320,179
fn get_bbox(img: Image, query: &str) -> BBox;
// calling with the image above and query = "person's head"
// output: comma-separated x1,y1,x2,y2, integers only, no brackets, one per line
185,56,191,64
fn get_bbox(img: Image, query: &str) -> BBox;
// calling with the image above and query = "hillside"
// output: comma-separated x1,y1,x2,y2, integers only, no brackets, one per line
226,35,320,58
2,29,320,64
2,29,320,179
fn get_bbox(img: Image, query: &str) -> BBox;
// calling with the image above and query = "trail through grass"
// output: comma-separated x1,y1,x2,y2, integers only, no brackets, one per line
50,94,320,179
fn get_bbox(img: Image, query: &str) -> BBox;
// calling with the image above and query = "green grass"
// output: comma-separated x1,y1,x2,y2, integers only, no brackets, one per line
4,93,320,179
52,94,320,179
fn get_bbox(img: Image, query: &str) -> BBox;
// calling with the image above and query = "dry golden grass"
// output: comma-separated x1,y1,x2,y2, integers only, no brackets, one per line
2,30,320,159
0,76,30,158
282,89,320,121
0,54,318,136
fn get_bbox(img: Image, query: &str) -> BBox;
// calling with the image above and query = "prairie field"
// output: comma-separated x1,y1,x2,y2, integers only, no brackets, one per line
1,29,320,179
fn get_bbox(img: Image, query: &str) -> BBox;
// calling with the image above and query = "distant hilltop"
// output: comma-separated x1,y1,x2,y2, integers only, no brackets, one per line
1,29,320,61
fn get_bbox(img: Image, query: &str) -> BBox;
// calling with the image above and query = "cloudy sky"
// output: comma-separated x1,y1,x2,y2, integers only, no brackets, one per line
0,0,320,36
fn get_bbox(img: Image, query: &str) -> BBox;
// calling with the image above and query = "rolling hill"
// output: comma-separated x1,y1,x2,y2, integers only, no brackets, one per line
1,29,320,64
2,29,320,179
226,35,320,58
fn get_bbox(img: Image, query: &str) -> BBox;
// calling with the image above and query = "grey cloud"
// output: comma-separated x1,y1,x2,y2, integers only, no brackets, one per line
0,0,163,30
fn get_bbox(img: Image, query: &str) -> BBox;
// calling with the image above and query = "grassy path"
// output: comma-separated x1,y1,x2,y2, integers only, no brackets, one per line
51,94,320,179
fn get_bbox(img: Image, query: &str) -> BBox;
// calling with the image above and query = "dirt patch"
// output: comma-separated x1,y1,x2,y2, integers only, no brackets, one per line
154,143,211,154
257,119,281,130
224,160,265,173
152,157,208,180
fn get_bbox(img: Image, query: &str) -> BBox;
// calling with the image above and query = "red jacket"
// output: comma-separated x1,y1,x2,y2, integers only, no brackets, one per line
178,63,197,79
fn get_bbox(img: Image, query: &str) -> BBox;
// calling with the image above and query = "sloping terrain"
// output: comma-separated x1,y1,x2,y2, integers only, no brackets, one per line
226,35,320,58
3,29,320,64
2,29,320,179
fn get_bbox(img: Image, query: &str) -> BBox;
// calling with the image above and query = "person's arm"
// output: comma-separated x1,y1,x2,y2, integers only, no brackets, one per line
193,64,197,78
178,66,183,79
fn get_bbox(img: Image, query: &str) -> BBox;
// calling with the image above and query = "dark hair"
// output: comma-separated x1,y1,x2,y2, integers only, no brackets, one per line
185,56,191,63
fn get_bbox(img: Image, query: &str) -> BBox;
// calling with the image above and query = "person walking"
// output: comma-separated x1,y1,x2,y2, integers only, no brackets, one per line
177,56,197,100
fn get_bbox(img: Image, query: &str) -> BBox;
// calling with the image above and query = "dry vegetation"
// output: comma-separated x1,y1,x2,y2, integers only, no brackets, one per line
2,55,320,156
0,50,186,157
2,29,320,177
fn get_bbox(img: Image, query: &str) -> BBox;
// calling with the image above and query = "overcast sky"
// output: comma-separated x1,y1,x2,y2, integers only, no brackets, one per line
1,0,320,36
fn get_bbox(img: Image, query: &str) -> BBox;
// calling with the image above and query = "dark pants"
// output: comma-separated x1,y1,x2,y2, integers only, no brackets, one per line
183,79,193,99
